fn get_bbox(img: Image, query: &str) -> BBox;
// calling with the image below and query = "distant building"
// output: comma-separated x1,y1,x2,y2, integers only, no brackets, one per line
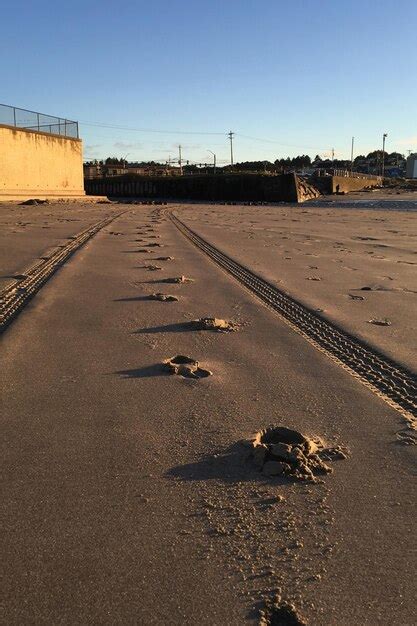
84,164,181,178
406,154,417,178
125,165,176,176
83,164,102,179
106,166,128,176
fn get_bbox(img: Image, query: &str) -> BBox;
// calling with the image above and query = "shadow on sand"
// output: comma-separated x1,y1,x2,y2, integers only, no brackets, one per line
120,250,153,254
113,295,156,303
166,442,288,487
138,278,178,285
134,322,193,334
115,364,166,379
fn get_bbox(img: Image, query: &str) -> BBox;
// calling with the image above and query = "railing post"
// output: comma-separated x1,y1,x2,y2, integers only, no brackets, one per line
4,103,78,137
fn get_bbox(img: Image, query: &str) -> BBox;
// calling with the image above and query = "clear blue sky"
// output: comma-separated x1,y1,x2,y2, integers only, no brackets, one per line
2,0,416,164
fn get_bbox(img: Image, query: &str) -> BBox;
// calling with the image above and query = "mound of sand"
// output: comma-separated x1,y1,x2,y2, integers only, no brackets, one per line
367,318,391,326
163,355,212,379
20,199,49,205
251,426,346,481
150,293,179,302
190,318,239,332
164,276,194,284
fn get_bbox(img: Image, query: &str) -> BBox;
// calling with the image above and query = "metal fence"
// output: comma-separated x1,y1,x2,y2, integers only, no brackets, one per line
315,168,380,180
0,103,79,138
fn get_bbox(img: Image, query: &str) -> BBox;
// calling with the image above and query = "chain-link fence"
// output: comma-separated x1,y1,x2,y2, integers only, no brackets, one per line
0,103,79,138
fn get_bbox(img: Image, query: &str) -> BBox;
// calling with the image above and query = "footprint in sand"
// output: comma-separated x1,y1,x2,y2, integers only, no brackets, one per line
163,276,194,284
259,600,308,624
250,426,347,481
163,355,212,379
150,293,179,302
190,318,239,332
396,428,417,446
359,284,417,293
367,318,391,326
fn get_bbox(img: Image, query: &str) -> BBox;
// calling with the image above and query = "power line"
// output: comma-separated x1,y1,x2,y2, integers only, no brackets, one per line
236,133,332,152
78,120,224,136
79,117,345,154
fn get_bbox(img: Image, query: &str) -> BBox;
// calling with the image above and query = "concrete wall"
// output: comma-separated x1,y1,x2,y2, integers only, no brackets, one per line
85,173,320,203
295,176,321,202
0,124,85,199
315,174,382,194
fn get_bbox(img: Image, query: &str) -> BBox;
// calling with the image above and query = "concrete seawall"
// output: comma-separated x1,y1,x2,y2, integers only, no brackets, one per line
315,174,382,194
0,125,85,200
85,173,320,203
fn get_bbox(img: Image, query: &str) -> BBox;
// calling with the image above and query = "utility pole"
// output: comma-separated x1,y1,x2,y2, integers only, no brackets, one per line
122,153,130,170
228,131,234,166
208,150,216,174
350,137,354,173
178,145,183,176
382,133,387,177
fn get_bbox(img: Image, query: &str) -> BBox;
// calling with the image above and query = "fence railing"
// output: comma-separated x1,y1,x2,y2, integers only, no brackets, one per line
0,103,79,138
315,168,381,180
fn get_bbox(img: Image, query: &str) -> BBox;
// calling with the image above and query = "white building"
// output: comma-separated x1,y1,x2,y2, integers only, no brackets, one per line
406,154,417,178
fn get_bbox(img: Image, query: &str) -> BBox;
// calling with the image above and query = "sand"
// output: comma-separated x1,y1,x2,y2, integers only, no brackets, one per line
177,194,417,373
0,201,119,290
1,200,416,624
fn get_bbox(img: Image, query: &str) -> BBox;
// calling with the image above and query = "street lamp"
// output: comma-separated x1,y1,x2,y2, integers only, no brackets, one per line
208,150,216,175
382,133,388,177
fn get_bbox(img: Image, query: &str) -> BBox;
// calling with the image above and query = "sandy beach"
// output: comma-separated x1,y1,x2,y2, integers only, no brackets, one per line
1,199,416,624
178,195,417,372
0,201,116,291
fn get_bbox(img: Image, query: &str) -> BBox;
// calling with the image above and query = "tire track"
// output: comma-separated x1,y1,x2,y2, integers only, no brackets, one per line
0,212,123,333
169,211,417,422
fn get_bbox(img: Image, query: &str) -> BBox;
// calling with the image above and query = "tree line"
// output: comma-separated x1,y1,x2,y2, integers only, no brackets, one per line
85,151,406,173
